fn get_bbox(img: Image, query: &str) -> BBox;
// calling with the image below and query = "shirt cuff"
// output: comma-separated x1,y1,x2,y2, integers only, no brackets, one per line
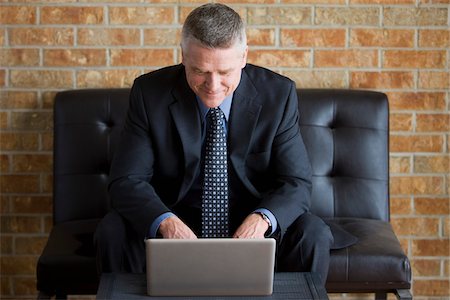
149,212,175,238
253,208,277,236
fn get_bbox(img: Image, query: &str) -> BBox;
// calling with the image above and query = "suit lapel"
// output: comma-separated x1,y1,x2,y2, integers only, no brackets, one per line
228,70,262,195
169,73,202,202
169,67,262,202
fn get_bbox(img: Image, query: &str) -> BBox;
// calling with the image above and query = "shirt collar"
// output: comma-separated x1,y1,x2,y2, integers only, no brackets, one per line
196,94,233,123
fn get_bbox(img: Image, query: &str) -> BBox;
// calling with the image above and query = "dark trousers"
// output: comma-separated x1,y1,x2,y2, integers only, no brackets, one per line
94,210,333,284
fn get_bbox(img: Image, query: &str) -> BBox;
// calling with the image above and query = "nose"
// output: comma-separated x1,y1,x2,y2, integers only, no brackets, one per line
205,73,220,91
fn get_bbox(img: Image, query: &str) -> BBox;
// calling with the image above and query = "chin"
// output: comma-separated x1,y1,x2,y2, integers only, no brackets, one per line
200,95,226,108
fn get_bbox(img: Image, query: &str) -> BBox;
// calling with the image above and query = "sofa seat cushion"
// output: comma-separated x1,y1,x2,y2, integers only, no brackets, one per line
36,219,100,294
326,218,411,291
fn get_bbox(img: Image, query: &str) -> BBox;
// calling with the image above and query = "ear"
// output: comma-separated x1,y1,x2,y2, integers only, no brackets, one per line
181,48,185,65
241,46,248,68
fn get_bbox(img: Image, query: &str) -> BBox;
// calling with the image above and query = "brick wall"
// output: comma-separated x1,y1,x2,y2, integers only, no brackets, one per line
0,0,448,298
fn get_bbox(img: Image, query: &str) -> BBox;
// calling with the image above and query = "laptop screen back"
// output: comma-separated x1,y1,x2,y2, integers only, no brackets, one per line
145,238,276,296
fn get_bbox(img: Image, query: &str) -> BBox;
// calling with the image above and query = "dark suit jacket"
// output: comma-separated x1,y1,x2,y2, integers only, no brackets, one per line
108,64,313,239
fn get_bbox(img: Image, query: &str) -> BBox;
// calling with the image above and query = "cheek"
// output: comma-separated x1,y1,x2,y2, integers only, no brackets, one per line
188,74,204,87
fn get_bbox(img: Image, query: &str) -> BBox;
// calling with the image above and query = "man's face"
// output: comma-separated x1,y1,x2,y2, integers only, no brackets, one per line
182,41,248,108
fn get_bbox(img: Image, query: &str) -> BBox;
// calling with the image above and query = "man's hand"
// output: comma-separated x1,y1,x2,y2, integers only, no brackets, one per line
158,215,198,239
233,213,269,239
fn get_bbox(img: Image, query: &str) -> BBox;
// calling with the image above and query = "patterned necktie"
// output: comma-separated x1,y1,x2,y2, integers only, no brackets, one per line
201,108,229,238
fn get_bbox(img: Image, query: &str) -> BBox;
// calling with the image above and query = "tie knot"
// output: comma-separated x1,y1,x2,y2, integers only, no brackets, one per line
208,108,224,125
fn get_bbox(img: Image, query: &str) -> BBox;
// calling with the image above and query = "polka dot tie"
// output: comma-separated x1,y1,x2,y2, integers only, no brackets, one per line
201,108,229,238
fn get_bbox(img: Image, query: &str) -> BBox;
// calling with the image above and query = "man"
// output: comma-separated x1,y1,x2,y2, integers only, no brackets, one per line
95,3,334,284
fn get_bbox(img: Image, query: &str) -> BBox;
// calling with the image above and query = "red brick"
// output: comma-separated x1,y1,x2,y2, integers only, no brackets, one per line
0,92,38,109
247,28,275,46
315,50,378,68
384,7,448,26
15,236,48,254
144,28,181,46
0,69,5,87
11,111,52,130
411,259,441,276
42,174,53,194
248,7,311,25
12,154,53,173
11,196,52,214
76,69,142,88
350,29,414,47
0,112,7,129
282,0,345,2
281,29,345,47
44,49,106,67
78,28,140,46
12,277,37,296
351,0,413,3
0,175,40,193
222,0,276,3
390,156,411,173
414,155,449,173
0,29,4,45
0,49,40,67
40,6,103,24
0,216,41,234
383,50,446,68
111,49,173,66
418,71,450,89
351,72,413,89
390,176,444,195
415,197,450,215
248,50,311,68
283,70,347,88
41,132,53,151
416,114,450,132
315,7,379,25
387,92,446,111
0,6,36,24
413,279,450,296
10,70,73,88
0,256,37,275
0,132,39,151
390,197,412,215
109,6,174,25
0,195,9,214
1,276,11,296
419,29,450,48
390,113,413,132
9,27,74,46
1,235,13,255
412,239,449,256
1,154,10,173
391,217,439,236
390,135,443,153
42,92,57,109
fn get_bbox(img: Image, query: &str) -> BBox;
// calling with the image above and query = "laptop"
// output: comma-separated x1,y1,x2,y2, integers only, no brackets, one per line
145,238,276,296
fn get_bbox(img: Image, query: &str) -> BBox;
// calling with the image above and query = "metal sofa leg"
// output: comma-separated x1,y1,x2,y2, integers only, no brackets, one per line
375,292,387,300
395,289,413,300
37,291,52,300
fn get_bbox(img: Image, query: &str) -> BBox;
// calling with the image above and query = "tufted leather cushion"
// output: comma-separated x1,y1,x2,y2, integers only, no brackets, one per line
298,89,389,221
53,89,130,223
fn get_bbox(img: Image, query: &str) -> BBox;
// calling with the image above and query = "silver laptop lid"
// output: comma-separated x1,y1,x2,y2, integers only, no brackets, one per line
145,238,276,296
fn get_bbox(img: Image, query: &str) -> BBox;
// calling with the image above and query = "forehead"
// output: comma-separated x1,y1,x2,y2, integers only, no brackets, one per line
183,42,244,71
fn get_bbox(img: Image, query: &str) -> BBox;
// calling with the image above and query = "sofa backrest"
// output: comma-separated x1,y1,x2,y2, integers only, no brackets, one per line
298,89,389,222
53,88,389,223
53,89,130,223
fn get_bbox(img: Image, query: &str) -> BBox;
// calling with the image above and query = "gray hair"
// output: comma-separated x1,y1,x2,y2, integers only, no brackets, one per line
181,3,247,52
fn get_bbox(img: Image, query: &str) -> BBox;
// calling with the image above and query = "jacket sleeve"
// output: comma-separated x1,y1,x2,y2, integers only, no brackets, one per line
108,80,171,238
258,82,312,237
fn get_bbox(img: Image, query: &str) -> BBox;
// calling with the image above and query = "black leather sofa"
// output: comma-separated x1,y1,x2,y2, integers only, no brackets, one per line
37,88,412,299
